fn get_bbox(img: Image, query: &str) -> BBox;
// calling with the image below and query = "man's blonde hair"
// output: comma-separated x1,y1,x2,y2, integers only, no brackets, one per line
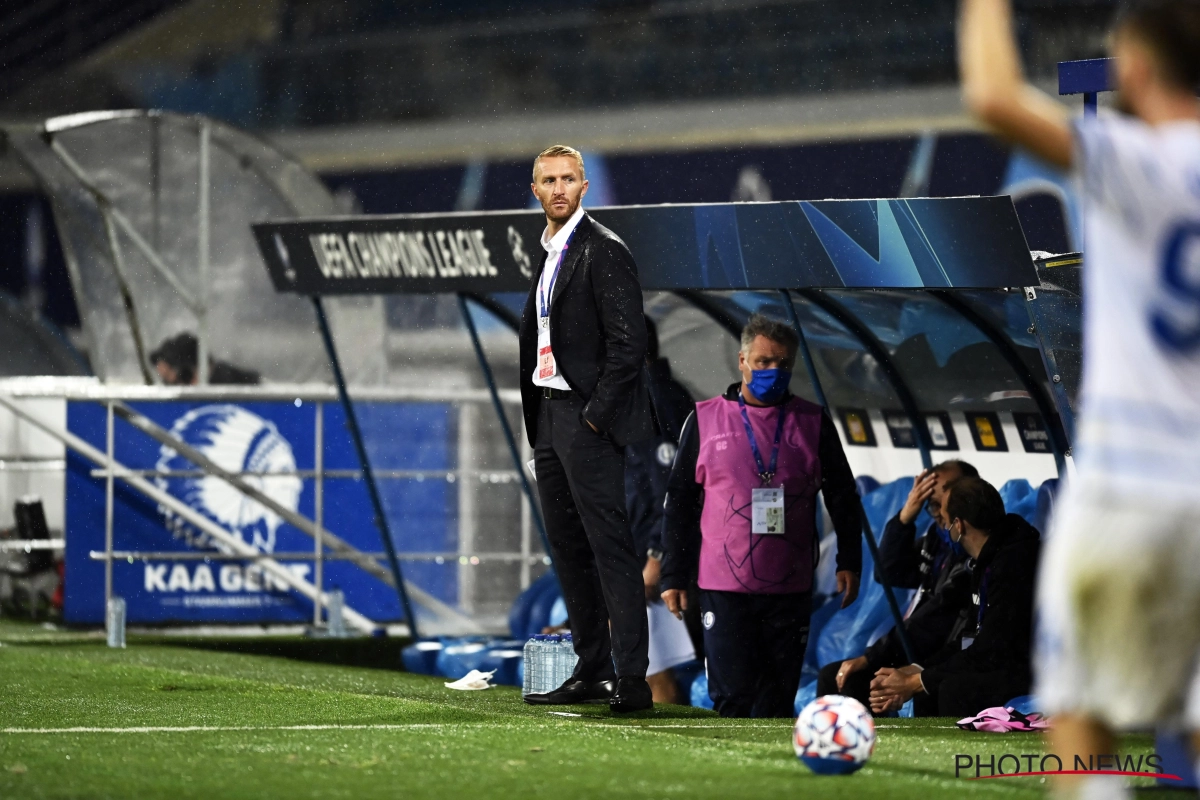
533,145,586,181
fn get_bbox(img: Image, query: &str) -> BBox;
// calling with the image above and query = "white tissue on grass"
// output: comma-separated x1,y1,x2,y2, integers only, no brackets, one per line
444,669,496,690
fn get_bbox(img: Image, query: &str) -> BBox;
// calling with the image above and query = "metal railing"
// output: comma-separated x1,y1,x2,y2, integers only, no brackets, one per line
0,382,541,636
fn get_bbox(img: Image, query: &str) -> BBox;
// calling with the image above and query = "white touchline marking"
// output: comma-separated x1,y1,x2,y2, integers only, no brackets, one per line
636,724,787,729
2,724,475,735
0,721,952,735
1,721,780,735
547,711,582,717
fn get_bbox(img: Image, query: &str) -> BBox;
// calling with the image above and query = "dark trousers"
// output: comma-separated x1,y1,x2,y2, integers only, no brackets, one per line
701,589,811,718
535,394,649,681
817,659,874,709
912,670,1030,718
816,660,1029,718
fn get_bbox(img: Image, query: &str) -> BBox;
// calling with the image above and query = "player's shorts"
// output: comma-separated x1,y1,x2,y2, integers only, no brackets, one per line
647,600,695,676
1036,481,1200,729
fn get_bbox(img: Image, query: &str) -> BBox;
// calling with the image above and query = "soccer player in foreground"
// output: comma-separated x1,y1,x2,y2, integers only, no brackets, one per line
959,1,1200,798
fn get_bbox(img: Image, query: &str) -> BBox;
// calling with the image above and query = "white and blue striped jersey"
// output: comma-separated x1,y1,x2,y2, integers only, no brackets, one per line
1072,114,1200,501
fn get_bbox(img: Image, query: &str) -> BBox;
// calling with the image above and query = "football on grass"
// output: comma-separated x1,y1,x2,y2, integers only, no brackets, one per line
793,695,876,775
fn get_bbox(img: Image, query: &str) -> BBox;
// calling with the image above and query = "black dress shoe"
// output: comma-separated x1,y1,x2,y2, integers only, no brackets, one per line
524,678,616,705
609,676,653,713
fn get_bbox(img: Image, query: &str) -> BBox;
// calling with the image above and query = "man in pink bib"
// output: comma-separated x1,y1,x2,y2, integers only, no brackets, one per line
660,313,862,718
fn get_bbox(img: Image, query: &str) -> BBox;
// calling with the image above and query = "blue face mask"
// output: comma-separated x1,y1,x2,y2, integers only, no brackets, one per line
935,524,968,557
747,368,792,403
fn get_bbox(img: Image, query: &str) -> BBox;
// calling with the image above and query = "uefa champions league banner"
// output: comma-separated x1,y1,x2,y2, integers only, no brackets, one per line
252,197,1038,295
64,400,456,625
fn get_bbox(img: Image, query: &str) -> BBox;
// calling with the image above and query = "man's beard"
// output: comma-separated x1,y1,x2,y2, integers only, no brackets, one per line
543,197,578,222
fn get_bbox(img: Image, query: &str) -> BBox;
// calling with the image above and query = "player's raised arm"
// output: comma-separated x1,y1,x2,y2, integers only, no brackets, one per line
958,0,1075,169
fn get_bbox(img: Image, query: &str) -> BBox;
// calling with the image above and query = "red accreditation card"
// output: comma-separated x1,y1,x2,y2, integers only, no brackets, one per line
538,345,557,380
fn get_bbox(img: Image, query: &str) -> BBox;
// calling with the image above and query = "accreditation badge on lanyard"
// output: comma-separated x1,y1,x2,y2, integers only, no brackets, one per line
537,328,557,380
752,487,785,534
738,394,787,534
536,235,573,381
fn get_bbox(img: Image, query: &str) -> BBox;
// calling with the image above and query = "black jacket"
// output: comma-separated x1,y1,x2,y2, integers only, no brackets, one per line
519,214,658,447
878,515,965,593
659,383,863,592
210,361,260,385
919,514,1042,695
625,358,695,560
862,515,973,669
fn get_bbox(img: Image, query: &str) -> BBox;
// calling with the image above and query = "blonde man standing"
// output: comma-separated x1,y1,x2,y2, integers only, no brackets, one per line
519,146,658,713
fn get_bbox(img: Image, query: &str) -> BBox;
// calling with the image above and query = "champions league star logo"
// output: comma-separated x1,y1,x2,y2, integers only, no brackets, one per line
508,226,533,278
154,405,302,553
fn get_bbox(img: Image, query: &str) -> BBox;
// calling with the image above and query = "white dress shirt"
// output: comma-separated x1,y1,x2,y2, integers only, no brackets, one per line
531,206,586,390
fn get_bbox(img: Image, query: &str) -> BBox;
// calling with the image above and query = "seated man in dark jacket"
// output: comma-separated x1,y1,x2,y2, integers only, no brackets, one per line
151,332,261,386
868,476,1041,717
817,460,977,704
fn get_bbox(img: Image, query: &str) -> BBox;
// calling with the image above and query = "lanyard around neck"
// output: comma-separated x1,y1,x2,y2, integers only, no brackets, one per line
737,393,786,485
976,567,991,631
539,226,578,319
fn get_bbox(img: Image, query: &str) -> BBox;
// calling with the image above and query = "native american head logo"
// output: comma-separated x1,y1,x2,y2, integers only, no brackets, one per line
154,405,302,553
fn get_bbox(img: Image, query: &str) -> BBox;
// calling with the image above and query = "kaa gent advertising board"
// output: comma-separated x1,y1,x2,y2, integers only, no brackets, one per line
64,400,455,625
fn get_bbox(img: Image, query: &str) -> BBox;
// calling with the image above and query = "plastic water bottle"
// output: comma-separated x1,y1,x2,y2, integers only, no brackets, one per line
556,633,576,690
547,633,559,690
327,589,346,638
557,634,578,688
521,636,536,695
522,635,545,696
106,597,126,649
549,633,561,690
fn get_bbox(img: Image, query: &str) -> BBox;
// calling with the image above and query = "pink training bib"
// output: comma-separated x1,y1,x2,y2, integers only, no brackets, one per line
694,394,824,594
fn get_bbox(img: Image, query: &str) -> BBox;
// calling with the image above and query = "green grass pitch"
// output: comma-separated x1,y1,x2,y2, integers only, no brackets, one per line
0,619,1159,799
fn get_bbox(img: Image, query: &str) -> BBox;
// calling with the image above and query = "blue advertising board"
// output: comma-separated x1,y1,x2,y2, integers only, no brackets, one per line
64,399,455,625
253,196,1037,296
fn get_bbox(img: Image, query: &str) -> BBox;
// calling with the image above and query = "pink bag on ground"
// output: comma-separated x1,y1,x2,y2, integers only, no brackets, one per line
956,707,1050,732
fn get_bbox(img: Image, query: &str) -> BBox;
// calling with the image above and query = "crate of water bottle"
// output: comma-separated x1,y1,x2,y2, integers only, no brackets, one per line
521,633,578,697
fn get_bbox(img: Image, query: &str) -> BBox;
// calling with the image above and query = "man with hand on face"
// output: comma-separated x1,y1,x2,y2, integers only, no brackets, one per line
867,476,1041,718
660,314,863,718
519,145,659,714
819,460,978,704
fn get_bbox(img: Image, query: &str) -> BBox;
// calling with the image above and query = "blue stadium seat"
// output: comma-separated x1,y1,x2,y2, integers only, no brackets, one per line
998,479,1039,530
507,571,560,639
436,638,491,679
855,475,881,498
548,596,568,627
525,582,563,637
401,639,445,675
477,641,527,686
1035,478,1059,536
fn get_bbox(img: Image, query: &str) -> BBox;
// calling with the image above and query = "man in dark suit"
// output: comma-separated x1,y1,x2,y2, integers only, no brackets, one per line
519,145,658,713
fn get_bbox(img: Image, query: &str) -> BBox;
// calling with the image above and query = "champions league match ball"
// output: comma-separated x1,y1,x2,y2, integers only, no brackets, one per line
793,695,876,775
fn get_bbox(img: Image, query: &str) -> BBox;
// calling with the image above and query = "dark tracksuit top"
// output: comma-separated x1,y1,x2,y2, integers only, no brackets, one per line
625,358,695,562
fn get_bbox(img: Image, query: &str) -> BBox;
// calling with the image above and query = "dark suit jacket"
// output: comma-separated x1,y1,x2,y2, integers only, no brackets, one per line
519,213,658,448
